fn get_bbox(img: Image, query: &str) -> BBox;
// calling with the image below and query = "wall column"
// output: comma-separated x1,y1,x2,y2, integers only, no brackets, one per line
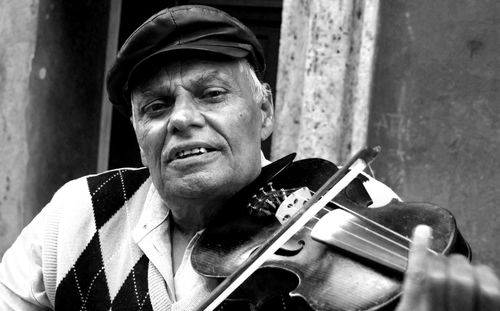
272,0,380,164
0,0,39,255
0,0,110,256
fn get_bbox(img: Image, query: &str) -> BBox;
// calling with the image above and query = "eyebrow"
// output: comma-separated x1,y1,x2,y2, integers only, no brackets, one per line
132,68,239,102
190,70,237,90
134,89,159,100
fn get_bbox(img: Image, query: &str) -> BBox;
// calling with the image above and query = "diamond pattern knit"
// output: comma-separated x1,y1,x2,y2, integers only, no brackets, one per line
48,167,311,311
54,168,152,311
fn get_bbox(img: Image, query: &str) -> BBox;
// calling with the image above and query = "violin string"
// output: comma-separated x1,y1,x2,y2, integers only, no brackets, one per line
299,185,414,246
275,187,435,269
323,207,411,252
277,192,411,253
298,202,440,267
327,223,407,261
322,202,413,246
299,206,412,266
326,234,407,272
303,216,409,260
300,218,409,271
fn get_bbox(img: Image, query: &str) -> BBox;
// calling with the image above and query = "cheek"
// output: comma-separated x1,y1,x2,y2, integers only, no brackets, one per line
135,122,165,161
229,109,263,153
240,108,263,138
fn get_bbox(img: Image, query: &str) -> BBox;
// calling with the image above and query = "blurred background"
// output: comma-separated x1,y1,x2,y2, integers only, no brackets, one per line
1,0,499,276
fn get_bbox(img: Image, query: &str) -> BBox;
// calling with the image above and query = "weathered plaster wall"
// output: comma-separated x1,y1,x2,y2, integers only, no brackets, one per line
368,0,500,273
0,0,39,255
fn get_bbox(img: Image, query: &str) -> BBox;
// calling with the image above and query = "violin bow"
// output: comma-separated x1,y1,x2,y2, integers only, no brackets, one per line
194,146,381,311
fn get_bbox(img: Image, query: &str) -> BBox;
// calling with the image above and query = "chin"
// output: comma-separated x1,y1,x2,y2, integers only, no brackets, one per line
158,159,261,198
175,173,256,203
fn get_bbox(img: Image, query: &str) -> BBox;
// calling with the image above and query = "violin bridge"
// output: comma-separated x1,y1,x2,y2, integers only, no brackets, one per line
275,187,312,224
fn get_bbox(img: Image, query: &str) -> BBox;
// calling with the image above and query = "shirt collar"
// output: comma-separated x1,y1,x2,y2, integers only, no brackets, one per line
132,182,170,243
261,151,271,166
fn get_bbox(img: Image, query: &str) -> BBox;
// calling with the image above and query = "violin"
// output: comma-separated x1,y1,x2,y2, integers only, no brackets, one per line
191,148,471,311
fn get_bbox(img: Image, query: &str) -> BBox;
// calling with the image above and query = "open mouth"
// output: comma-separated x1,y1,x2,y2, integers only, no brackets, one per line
174,147,215,160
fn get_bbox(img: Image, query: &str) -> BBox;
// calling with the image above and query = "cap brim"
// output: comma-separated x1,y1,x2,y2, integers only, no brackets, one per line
126,43,251,90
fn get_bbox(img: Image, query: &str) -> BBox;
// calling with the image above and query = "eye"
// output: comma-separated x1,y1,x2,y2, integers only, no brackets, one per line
142,100,171,115
201,88,227,102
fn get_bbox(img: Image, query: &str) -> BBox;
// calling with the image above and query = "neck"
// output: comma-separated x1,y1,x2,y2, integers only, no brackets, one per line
166,196,228,233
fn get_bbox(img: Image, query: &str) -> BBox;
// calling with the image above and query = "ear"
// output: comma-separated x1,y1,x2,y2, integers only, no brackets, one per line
130,116,149,167
259,84,274,141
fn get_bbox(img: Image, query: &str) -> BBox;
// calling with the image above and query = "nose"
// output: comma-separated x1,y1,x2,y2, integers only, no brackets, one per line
167,93,205,134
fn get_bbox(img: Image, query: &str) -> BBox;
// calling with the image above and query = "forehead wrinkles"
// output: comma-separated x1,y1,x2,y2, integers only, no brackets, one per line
174,60,240,89
131,66,174,99
132,59,243,102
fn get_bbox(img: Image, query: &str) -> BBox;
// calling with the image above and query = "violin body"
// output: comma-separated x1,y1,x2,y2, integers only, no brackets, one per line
191,156,471,310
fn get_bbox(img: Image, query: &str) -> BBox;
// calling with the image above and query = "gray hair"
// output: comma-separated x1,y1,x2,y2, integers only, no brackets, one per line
237,59,272,104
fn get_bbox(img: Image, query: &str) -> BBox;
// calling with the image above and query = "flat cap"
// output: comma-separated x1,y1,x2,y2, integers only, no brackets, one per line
106,5,266,116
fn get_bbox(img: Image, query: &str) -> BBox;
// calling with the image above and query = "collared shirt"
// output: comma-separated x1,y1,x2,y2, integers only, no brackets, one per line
131,184,219,308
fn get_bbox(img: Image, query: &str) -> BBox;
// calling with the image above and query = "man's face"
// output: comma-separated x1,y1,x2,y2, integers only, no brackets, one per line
130,56,273,205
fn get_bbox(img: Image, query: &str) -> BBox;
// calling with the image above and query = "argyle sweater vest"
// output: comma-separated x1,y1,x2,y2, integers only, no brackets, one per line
40,168,331,311
43,167,162,311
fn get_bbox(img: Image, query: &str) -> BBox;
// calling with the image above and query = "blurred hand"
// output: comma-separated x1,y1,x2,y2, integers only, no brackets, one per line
396,225,500,311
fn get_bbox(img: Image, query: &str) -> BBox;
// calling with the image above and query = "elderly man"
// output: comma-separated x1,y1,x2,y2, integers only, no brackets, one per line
1,5,499,311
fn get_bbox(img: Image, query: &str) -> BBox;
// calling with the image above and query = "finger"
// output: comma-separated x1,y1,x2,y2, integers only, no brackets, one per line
426,254,448,311
397,225,433,310
475,264,500,310
446,254,475,311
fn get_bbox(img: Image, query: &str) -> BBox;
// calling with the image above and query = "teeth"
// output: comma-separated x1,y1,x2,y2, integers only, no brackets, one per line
175,147,208,159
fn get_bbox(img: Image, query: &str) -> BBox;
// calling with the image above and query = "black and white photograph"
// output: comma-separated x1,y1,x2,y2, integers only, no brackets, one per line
0,0,499,310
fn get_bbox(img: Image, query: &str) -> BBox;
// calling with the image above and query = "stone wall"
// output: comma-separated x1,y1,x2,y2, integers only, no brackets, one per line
368,0,500,273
